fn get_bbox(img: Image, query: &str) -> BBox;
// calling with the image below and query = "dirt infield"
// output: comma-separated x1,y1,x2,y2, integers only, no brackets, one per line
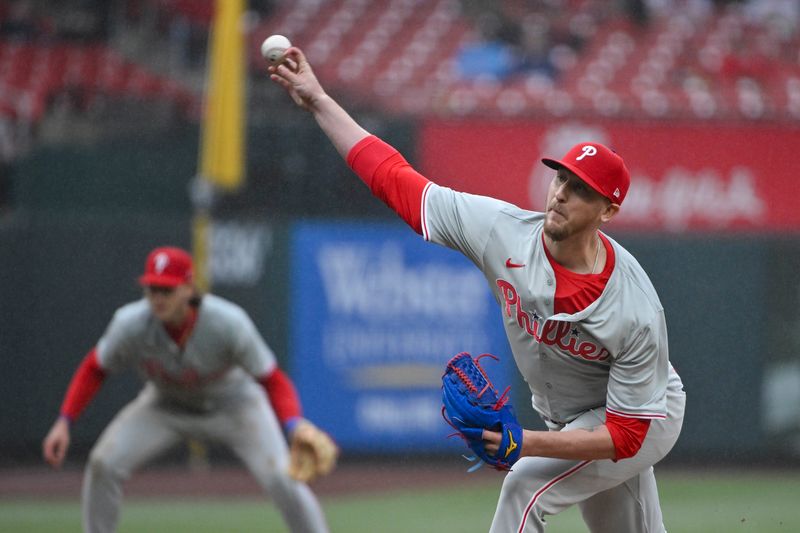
1,458,502,500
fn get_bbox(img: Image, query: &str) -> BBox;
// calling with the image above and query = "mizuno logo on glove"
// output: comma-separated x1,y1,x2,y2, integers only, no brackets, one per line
504,428,518,458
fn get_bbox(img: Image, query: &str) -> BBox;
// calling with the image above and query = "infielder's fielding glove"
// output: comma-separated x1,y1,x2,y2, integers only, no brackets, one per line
442,352,522,471
288,419,339,483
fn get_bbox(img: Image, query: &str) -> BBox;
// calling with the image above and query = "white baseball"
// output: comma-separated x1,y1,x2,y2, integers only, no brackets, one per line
261,34,291,64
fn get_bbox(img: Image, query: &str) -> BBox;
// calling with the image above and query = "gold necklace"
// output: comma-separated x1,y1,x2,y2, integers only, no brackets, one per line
590,235,601,274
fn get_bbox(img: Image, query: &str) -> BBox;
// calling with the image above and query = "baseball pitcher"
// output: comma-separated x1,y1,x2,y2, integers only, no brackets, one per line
269,48,686,532
42,246,337,533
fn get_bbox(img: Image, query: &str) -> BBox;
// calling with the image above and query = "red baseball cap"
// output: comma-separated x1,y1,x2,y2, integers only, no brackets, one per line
542,142,631,205
138,246,193,287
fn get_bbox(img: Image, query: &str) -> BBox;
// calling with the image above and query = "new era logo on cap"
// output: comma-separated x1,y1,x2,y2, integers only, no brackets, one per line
138,246,193,287
541,142,631,205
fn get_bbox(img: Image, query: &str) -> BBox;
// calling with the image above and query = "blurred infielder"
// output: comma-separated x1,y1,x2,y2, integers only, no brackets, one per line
43,246,336,533
269,48,686,532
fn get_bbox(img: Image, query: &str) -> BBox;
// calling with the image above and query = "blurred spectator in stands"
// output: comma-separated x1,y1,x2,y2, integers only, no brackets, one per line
549,9,594,55
542,8,598,80
160,0,213,69
515,13,558,80
456,10,518,81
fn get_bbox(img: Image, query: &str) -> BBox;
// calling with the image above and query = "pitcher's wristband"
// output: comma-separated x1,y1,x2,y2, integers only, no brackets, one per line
283,416,303,436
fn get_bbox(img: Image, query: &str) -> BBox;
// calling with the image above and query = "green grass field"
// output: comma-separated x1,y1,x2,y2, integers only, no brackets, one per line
2,470,798,532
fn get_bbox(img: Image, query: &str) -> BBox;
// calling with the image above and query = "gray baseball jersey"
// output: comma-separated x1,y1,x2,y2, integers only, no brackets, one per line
421,183,683,424
96,294,277,410
421,183,685,531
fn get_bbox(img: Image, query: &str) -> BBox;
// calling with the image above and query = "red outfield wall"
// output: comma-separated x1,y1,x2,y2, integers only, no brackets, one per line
418,120,800,232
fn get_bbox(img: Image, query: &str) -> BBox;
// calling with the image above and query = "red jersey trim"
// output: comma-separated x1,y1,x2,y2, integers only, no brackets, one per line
606,406,667,420
421,182,432,241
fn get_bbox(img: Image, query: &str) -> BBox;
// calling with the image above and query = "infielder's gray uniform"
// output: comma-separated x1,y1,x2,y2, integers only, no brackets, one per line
423,184,685,532
85,294,327,533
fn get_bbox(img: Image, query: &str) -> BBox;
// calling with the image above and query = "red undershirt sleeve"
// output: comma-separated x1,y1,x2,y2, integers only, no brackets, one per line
257,368,303,432
346,135,430,234
605,410,652,460
60,348,107,423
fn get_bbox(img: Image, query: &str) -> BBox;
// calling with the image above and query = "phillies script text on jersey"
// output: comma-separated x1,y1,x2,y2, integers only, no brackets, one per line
496,278,610,362
142,359,230,387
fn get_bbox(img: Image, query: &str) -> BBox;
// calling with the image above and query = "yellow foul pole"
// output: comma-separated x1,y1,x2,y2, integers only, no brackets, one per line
193,0,247,292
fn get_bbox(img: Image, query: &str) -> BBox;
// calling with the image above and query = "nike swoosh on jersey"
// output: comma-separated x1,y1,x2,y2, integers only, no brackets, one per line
505,258,525,268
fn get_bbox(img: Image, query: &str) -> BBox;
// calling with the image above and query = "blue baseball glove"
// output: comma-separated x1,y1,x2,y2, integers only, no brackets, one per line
441,352,523,471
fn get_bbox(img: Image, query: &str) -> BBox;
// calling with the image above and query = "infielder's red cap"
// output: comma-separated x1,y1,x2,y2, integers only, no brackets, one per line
138,246,193,287
542,143,631,205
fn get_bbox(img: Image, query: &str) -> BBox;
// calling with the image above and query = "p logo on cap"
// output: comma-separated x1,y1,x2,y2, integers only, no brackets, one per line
576,145,597,161
154,252,170,274
541,142,631,205
138,246,193,287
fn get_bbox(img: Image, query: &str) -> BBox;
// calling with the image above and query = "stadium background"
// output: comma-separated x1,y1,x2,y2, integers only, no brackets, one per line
1,0,799,531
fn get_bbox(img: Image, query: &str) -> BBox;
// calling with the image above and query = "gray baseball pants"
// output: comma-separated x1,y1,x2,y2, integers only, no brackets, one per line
490,384,685,532
81,382,328,533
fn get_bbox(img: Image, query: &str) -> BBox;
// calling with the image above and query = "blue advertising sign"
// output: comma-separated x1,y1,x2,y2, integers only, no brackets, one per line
290,221,513,452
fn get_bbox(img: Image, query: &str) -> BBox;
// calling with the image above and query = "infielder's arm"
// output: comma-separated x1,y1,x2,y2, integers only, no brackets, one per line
257,369,304,434
42,349,108,468
58,349,108,421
